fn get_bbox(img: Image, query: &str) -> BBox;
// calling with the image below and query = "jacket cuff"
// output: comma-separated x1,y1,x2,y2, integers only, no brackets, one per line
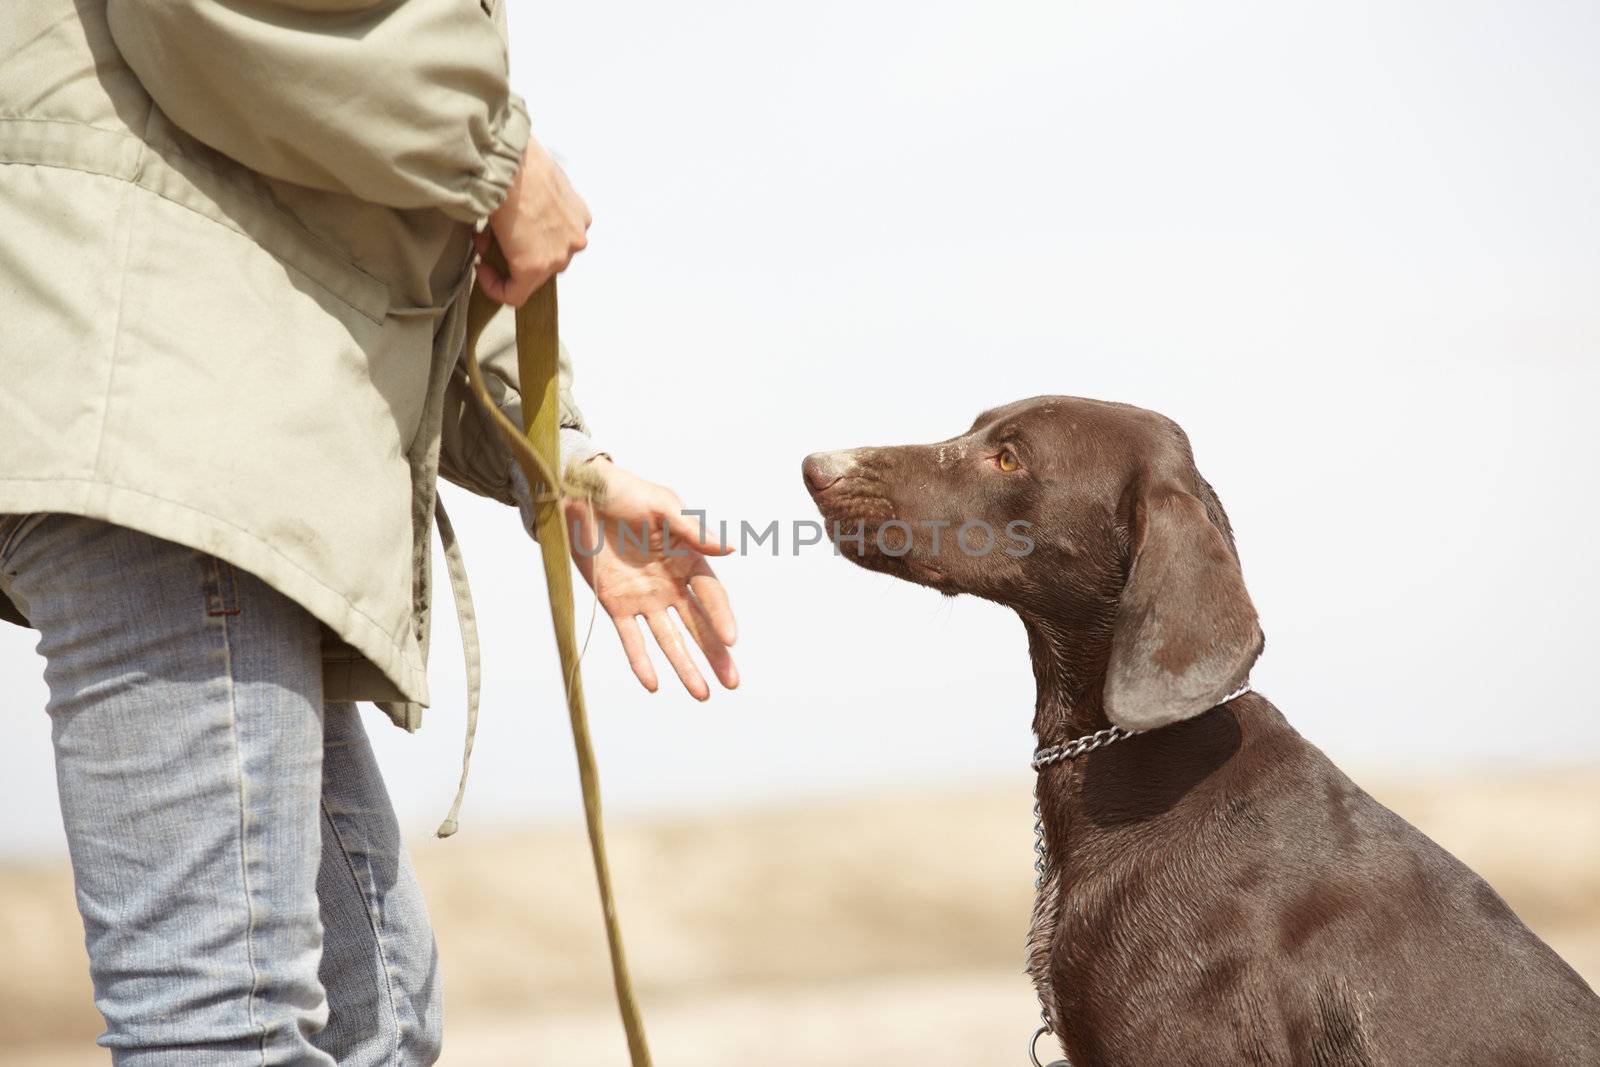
460,94,531,224
510,428,604,539
559,426,601,472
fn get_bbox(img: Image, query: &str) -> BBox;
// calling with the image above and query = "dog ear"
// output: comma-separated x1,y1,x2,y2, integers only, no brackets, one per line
1104,487,1262,732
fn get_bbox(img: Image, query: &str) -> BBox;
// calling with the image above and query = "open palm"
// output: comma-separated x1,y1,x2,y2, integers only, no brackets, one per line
566,460,738,700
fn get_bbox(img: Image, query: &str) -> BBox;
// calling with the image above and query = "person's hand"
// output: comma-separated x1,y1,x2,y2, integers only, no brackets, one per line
566,459,738,700
474,134,590,306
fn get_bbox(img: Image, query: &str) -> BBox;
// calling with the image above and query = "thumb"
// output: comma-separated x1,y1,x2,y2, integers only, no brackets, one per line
666,510,733,556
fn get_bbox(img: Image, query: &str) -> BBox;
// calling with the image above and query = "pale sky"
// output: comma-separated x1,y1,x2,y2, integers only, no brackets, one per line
2,0,1597,857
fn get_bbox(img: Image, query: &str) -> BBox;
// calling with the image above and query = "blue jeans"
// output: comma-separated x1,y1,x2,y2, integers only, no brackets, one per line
0,514,443,1065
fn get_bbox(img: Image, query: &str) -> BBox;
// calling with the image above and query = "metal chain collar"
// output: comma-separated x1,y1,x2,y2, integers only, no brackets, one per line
1031,723,1137,773
1025,682,1253,1067
1030,779,1070,1067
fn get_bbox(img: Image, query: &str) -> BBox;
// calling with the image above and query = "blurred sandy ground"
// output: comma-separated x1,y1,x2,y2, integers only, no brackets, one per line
2,769,1596,1066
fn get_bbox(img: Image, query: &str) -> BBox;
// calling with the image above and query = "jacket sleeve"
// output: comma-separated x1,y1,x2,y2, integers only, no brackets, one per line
438,301,596,508
105,0,528,223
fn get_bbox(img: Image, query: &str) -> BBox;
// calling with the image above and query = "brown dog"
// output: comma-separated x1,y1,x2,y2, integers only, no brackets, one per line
803,396,1600,1066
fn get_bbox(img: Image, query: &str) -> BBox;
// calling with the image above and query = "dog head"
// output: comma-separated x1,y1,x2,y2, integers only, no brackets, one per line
803,396,1262,731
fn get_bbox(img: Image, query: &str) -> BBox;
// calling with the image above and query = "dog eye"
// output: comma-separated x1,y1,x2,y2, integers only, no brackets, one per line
997,448,1020,473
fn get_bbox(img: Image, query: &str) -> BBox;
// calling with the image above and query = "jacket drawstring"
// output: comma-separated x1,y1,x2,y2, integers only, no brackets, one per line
432,496,481,838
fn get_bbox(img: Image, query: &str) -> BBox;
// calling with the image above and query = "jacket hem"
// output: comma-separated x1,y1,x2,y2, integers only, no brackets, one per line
0,478,430,709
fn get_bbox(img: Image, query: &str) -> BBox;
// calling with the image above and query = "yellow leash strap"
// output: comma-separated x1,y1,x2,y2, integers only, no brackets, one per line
458,244,655,1067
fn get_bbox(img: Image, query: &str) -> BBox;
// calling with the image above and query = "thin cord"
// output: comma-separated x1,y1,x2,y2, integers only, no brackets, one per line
566,496,601,698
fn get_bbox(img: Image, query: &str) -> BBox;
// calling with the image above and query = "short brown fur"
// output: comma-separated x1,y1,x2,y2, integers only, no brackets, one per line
804,395,1600,1065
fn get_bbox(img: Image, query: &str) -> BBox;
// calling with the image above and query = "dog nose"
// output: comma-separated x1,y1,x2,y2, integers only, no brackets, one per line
802,450,856,493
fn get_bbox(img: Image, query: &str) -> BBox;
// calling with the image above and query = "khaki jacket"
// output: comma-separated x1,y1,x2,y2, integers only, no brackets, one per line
0,0,589,729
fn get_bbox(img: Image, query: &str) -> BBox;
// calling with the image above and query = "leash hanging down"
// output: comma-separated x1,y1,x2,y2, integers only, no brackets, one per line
455,241,654,1067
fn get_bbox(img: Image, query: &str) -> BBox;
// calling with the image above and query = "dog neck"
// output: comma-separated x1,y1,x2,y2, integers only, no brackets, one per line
1021,611,1115,744
1030,696,1294,938
1020,606,1278,1052
1023,696,1267,1053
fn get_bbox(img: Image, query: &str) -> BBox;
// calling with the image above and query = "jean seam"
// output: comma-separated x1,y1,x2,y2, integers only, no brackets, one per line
207,557,243,618
0,513,47,568
0,515,18,561
321,801,407,1064
217,598,270,1065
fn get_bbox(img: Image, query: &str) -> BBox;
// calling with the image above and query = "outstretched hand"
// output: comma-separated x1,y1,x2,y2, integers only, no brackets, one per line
566,459,738,700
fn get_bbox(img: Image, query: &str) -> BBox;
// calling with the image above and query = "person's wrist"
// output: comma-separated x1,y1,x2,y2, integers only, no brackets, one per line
583,454,616,502
487,145,528,229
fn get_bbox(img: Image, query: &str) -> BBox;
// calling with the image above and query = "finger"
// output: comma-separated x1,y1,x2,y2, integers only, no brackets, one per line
665,511,734,556
488,251,546,308
613,614,658,693
645,610,709,701
472,230,492,255
503,269,536,308
687,562,737,647
678,596,738,690
474,261,512,306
